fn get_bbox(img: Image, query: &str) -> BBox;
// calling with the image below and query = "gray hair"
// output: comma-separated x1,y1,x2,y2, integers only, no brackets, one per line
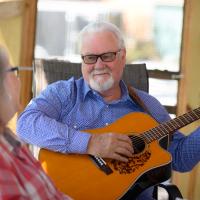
78,21,125,51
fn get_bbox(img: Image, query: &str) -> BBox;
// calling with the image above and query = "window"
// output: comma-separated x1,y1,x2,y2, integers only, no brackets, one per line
35,0,184,115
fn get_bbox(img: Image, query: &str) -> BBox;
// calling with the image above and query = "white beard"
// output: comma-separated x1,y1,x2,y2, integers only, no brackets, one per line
89,70,114,92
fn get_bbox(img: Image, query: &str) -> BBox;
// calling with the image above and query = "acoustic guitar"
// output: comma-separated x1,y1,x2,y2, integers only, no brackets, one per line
39,107,200,200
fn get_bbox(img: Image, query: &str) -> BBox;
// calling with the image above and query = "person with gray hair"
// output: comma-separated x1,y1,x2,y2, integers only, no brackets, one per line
17,22,200,199
0,45,72,200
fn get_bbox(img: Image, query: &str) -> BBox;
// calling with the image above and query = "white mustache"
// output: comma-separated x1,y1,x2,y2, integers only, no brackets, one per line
91,69,111,76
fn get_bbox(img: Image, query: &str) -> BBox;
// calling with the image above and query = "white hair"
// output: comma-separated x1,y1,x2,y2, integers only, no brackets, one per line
78,21,125,51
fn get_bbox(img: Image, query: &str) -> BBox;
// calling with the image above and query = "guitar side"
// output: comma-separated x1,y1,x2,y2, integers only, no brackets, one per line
39,112,172,200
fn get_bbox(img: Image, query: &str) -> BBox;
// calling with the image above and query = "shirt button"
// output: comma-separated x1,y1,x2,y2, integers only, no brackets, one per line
105,123,109,126
106,105,109,108
73,125,77,129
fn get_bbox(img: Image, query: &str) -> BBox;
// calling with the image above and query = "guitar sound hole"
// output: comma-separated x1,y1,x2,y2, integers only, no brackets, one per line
130,135,146,154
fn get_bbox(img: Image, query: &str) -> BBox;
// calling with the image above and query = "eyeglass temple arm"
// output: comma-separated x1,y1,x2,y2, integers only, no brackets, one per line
17,66,33,71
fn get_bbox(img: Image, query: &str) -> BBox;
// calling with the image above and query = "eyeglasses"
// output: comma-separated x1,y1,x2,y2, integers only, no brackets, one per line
6,66,33,76
81,49,121,64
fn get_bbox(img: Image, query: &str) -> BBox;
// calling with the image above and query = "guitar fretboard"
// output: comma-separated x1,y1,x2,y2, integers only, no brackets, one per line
142,107,200,143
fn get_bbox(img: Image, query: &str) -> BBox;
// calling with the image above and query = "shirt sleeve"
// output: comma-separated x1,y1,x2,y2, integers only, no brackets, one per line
17,79,91,154
168,127,200,172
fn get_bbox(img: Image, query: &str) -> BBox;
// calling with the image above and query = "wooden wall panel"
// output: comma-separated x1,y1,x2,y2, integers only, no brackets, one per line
19,0,37,110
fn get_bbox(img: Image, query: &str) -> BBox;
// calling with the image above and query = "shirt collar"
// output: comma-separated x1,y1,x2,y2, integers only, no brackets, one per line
82,78,92,99
82,78,136,105
120,80,130,101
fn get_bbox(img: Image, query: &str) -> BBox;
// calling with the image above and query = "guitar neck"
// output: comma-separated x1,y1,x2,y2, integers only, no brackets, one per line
143,107,200,143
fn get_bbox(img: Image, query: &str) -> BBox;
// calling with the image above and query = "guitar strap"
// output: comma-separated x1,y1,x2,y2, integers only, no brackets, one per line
127,85,151,115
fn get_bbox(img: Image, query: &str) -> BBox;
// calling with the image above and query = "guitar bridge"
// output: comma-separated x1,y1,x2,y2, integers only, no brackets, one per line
89,155,113,175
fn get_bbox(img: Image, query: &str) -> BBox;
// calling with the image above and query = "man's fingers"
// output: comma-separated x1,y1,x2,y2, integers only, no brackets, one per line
115,146,133,158
116,134,133,146
116,136,134,154
112,153,129,162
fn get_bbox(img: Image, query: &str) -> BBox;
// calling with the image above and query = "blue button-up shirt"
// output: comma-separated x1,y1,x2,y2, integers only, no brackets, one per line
17,77,200,199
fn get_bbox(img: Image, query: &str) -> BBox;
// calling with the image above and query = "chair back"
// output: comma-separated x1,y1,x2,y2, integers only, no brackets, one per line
33,59,148,96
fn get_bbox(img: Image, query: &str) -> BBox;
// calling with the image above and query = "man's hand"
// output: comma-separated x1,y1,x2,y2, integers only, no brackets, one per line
86,133,134,162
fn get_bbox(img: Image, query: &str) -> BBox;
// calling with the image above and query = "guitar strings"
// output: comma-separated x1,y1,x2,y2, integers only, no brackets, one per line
128,107,200,147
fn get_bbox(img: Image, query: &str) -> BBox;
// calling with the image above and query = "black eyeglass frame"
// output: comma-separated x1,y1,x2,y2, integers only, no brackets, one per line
81,49,121,64
6,66,33,76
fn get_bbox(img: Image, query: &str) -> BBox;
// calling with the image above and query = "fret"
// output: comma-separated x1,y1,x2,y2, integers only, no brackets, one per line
159,124,171,135
186,113,195,121
152,127,163,138
192,111,199,118
155,126,166,137
175,117,185,126
145,128,163,143
158,125,167,134
151,127,163,138
191,111,199,119
168,120,178,130
163,123,174,132
191,109,200,119
183,114,194,123
140,133,151,143
178,115,189,124
147,132,155,141
143,130,153,143
173,118,183,129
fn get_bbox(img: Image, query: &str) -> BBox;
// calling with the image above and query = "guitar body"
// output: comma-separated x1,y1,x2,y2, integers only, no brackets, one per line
39,112,172,200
